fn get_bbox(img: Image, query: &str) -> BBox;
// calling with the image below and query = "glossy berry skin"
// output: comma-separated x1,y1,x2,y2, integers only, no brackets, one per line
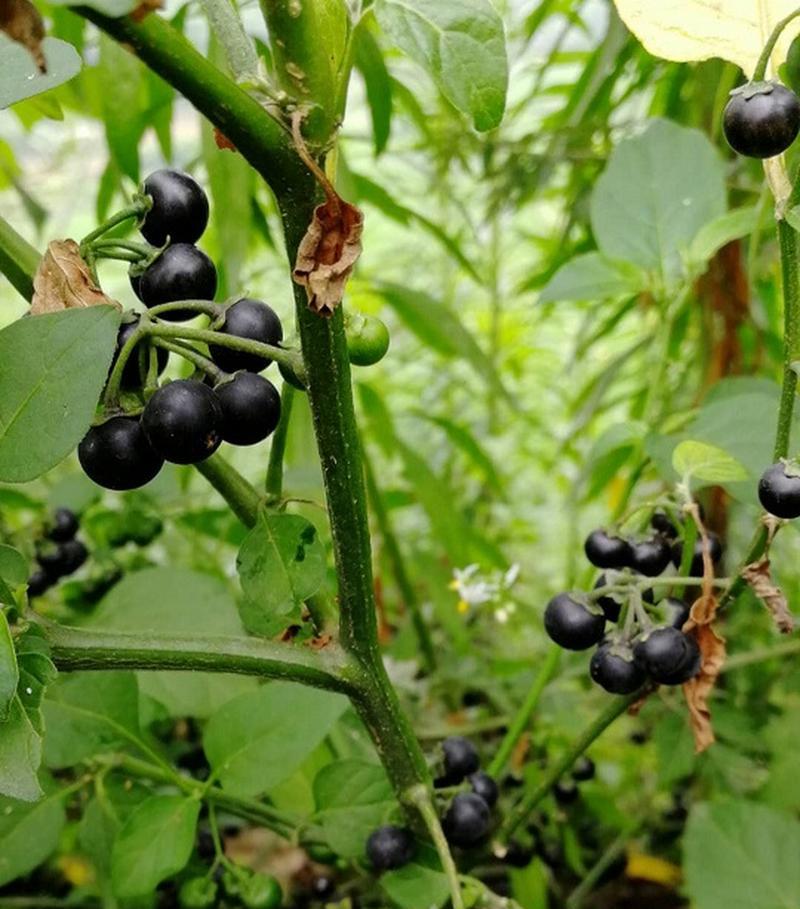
442,736,480,783
553,778,579,805
544,593,605,651
59,540,88,575
654,597,690,630
630,536,672,576
142,380,223,464
469,772,499,808
139,244,217,321
47,507,78,542
590,642,646,694
571,756,595,782
215,373,281,446
723,83,800,159
78,417,164,491
503,840,535,868
651,511,678,540
140,169,209,247
443,793,491,848
634,627,701,685
209,299,283,373
671,533,723,575
758,462,800,519
366,825,415,871
114,317,168,388
584,530,631,569
658,636,702,686
129,269,143,301
27,568,52,597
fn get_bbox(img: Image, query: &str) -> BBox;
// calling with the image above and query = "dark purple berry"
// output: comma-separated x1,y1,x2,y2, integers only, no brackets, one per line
443,793,490,848
629,536,672,576
215,373,281,446
78,417,164,491
584,530,632,569
724,82,800,158
365,826,414,871
758,462,800,519
139,168,209,247
590,642,646,695
209,299,283,373
544,593,605,651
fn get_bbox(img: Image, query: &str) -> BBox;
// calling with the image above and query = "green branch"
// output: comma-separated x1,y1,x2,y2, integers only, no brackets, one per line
194,453,263,526
265,382,296,501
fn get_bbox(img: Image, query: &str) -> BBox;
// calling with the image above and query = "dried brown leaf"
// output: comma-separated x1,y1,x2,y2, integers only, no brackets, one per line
30,240,121,314
0,0,46,72
293,195,363,317
742,557,795,634
683,621,726,753
129,0,163,22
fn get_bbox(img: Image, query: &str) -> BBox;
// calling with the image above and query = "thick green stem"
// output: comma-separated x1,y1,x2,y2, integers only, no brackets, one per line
0,213,40,301
265,382,296,501
194,454,262,527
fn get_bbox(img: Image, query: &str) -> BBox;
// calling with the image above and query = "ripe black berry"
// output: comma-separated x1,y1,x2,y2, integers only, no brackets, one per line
365,826,415,871
47,507,79,542
723,82,800,158
571,756,595,782
142,380,223,464
443,793,491,848
140,169,209,247
584,530,631,569
440,736,480,784
552,778,579,805
139,244,217,321
758,462,800,518
469,772,499,808
544,593,605,650
27,568,52,597
634,627,701,685
209,299,283,373
659,637,702,686
590,641,646,694
59,539,88,575
113,317,168,388
651,511,678,540
214,373,281,446
671,533,723,575
629,536,671,576
654,597,690,630
78,417,164,490
503,840,534,868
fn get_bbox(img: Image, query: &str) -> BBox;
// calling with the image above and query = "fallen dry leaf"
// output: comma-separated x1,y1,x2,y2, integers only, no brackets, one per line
31,240,121,314
742,557,795,634
129,0,163,22
0,0,46,73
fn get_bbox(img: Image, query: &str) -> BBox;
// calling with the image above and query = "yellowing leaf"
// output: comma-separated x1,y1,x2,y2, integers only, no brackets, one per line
613,1,800,77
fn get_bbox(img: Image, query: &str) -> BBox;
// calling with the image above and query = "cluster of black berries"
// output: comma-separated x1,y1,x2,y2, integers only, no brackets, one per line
758,461,800,519
27,508,88,598
544,514,720,695
723,81,800,159
77,170,284,492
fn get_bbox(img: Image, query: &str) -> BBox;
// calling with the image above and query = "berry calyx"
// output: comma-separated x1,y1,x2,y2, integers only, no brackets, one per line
544,593,605,651
142,379,223,464
113,316,168,388
441,736,480,783
47,507,79,542
633,626,701,685
469,771,499,808
723,82,800,159
209,298,283,373
365,825,415,871
139,243,217,321
629,536,672,576
758,462,800,519
214,373,281,446
443,792,491,848
78,417,164,491
590,641,646,694
584,530,632,569
139,169,209,247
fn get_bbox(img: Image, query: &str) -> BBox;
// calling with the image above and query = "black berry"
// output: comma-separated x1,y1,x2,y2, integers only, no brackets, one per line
629,536,672,576
593,574,622,622
633,627,701,685
723,82,800,158
671,533,723,575
571,756,595,782
365,826,415,871
552,778,579,805
654,597,690,630
651,511,678,540
140,169,209,247
584,530,632,569
441,736,480,784
47,507,79,542
758,462,800,519
443,793,491,848
590,641,646,694
544,593,605,650
113,316,168,388
209,299,283,373
215,373,281,446
58,539,88,575
503,840,535,868
142,380,223,464
27,568,52,597
469,772,499,808
78,417,164,491
139,244,217,321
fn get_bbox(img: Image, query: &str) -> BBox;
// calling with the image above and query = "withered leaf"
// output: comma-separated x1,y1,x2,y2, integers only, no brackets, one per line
31,240,122,314
0,0,46,73
293,193,363,317
129,0,163,22
742,557,795,634
683,621,726,753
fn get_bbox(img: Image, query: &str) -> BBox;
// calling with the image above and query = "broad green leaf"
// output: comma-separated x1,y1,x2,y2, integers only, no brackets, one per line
0,307,121,483
99,34,146,182
16,649,57,735
0,782,66,887
374,0,507,131
111,795,200,901
314,760,397,858
0,545,28,585
689,207,760,267
590,119,726,286
203,683,347,797
539,253,645,303
0,697,42,801
417,413,504,494
684,800,800,909
0,611,18,722
614,1,800,78
354,22,393,154
43,671,140,768
236,512,326,637
672,440,748,484
92,567,253,716
0,36,81,108
381,846,450,909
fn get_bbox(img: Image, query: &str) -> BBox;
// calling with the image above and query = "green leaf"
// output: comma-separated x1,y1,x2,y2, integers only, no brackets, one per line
590,119,726,285
0,782,66,887
314,760,397,858
0,36,81,108
99,34,146,182
43,671,140,768
16,648,57,735
539,253,645,303
683,800,800,909
0,697,42,801
111,795,200,901
52,0,137,14
354,21,393,154
417,413,504,494
203,683,347,797
0,611,19,722
0,545,28,585
689,206,760,267
672,440,748,484
0,307,121,483
374,0,508,131
236,512,326,638
381,846,450,909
